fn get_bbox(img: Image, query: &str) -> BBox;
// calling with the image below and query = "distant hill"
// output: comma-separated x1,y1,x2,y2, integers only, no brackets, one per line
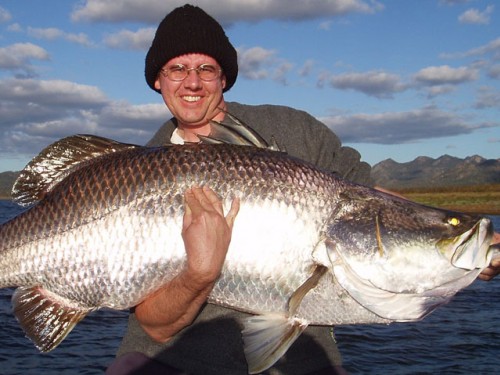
372,155,500,189
0,171,19,199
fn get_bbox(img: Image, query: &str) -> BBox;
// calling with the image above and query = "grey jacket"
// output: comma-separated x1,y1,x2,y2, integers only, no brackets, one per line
116,102,373,374
147,102,373,186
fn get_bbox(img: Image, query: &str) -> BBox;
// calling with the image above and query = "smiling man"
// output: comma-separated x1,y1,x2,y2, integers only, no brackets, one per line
108,4,364,375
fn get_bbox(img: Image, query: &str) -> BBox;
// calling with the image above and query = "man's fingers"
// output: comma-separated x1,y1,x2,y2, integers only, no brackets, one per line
201,185,224,213
184,186,208,215
226,197,240,230
187,186,221,212
184,186,240,229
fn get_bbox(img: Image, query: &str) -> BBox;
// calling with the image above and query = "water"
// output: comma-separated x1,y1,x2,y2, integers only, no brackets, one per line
0,200,498,374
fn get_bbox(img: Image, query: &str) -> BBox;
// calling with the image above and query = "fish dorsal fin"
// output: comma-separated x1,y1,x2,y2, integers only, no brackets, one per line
203,109,283,151
12,286,92,352
12,134,139,206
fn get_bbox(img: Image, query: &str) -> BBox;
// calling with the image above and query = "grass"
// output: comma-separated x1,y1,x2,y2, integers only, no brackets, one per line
393,184,500,215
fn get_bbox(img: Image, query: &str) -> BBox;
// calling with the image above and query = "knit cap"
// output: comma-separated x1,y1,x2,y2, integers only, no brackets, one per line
145,4,238,93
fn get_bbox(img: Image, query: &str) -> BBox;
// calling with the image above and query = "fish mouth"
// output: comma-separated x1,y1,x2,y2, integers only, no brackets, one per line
449,217,493,270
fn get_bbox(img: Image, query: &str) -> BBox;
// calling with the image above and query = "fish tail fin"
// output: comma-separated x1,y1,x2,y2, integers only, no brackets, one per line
241,313,308,374
12,286,91,352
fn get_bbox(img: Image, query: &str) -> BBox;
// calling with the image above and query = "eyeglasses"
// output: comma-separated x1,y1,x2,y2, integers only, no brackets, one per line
159,64,222,82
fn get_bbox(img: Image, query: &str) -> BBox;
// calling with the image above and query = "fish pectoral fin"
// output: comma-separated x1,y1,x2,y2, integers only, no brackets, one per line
288,264,328,316
12,286,92,352
242,314,308,374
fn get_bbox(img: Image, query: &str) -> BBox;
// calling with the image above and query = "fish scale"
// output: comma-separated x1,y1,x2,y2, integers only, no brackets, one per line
1,144,334,301
0,134,494,373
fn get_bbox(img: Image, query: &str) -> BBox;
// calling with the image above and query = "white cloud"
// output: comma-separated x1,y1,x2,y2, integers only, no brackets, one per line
0,78,107,106
319,20,333,30
237,46,296,85
298,60,315,77
440,37,500,60
99,101,169,128
464,37,500,57
273,61,294,85
103,27,155,50
237,46,277,80
7,22,22,32
321,107,497,144
425,85,456,98
488,64,500,79
414,65,478,85
325,70,407,98
0,43,50,73
71,0,384,24
458,5,494,25
0,5,11,23
474,86,500,109
27,27,94,47
0,77,169,157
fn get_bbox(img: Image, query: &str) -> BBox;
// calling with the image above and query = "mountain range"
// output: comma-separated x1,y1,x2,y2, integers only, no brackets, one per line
371,154,500,189
0,154,499,198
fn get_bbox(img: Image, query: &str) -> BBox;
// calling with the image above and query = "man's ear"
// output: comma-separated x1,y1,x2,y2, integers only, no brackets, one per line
154,77,161,90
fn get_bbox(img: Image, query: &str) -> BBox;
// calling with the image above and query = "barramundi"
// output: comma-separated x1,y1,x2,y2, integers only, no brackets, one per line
0,117,495,373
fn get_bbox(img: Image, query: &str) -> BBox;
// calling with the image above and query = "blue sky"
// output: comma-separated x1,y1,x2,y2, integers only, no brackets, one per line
0,0,499,172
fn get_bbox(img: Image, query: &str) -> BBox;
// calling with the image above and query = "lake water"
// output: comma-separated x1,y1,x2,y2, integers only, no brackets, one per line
0,199,498,374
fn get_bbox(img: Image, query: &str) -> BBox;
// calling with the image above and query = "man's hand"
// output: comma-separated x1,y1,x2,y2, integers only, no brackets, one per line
182,186,240,289
479,232,500,281
135,186,240,342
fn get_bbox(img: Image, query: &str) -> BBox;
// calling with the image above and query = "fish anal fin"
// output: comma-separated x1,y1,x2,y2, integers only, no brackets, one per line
12,134,139,206
12,286,91,352
242,314,308,374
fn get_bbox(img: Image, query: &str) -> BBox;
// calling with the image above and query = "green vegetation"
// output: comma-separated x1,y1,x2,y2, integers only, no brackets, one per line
394,184,500,215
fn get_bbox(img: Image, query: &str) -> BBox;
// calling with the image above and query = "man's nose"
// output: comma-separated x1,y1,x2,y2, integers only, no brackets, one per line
183,69,202,88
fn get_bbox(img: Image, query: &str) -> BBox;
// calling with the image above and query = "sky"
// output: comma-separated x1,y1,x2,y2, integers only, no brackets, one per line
0,0,499,173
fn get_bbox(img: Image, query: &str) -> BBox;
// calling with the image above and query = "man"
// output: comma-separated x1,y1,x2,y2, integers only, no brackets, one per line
108,4,499,375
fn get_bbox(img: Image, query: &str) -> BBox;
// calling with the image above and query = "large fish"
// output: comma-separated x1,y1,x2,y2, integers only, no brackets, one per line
0,117,495,373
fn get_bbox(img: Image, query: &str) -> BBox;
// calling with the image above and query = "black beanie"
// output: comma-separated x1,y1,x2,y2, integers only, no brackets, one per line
145,4,238,93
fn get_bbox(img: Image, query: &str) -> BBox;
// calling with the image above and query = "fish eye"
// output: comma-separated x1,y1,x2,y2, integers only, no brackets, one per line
447,217,460,226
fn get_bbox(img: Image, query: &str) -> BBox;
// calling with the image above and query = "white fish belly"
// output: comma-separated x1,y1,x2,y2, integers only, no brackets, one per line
210,199,326,314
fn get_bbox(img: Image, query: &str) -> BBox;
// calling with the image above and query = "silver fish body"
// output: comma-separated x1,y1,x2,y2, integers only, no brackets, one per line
0,135,494,373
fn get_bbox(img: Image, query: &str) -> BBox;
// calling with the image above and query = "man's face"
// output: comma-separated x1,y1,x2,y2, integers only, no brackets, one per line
155,53,227,128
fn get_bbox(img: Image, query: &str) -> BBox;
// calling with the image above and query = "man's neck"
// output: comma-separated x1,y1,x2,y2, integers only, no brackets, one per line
177,104,227,142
